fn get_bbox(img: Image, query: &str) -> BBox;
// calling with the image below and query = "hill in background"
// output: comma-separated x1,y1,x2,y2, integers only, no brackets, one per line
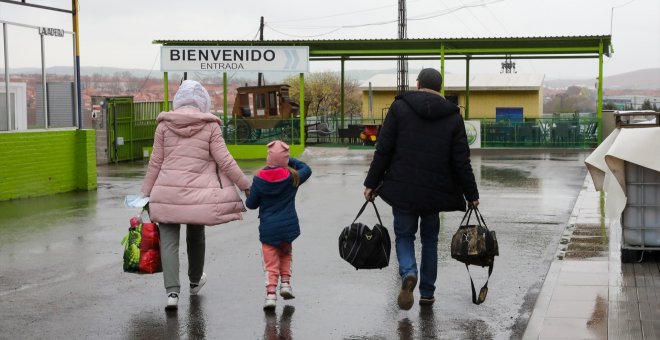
4,66,659,90
544,68,660,90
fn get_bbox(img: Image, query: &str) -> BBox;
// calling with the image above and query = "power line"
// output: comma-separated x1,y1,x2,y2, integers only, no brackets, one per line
610,0,636,35
266,0,502,33
268,3,399,24
136,50,160,94
266,24,342,38
408,0,503,21
484,4,511,36
436,0,478,36
456,0,494,35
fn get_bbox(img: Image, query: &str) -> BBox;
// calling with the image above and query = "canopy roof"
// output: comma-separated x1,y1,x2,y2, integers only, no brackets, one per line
153,36,612,60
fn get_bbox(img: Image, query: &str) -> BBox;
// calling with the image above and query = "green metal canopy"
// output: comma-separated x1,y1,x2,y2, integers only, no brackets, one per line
153,35,612,143
154,36,611,58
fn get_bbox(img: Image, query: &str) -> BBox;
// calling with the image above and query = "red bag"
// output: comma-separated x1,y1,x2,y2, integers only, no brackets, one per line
139,222,162,274
122,211,162,274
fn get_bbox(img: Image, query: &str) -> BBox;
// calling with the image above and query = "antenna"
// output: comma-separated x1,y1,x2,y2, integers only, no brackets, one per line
500,54,516,74
397,0,408,94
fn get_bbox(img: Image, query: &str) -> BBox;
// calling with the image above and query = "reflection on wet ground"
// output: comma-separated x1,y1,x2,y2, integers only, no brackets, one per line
0,148,594,339
480,165,540,188
264,305,295,340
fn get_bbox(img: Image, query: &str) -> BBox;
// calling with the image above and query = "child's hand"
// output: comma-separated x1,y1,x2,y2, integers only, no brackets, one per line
244,189,251,197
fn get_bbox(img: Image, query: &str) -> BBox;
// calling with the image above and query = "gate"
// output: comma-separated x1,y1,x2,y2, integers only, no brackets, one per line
106,97,165,163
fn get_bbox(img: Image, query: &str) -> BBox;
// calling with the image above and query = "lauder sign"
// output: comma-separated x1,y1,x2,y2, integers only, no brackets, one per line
160,46,309,72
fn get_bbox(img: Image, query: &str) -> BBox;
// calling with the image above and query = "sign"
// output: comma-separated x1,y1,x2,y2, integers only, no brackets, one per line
91,105,101,120
160,46,309,72
38,27,64,37
465,120,481,149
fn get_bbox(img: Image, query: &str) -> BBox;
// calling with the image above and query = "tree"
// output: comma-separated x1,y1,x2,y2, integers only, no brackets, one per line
543,86,596,113
602,102,616,110
641,99,653,110
282,72,362,118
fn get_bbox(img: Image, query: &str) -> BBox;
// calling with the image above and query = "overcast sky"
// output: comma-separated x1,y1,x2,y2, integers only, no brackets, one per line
0,0,658,80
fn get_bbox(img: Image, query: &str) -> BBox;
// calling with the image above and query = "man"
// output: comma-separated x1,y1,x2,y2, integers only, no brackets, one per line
363,68,480,310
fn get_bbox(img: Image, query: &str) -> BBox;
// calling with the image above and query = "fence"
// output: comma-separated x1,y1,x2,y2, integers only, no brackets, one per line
106,100,600,163
310,115,599,148
480,116,599,148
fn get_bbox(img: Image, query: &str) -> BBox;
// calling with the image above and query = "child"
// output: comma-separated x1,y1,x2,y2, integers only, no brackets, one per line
245,140,312,310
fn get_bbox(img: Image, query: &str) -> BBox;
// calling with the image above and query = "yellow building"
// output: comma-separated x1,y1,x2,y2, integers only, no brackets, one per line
361,73,544,122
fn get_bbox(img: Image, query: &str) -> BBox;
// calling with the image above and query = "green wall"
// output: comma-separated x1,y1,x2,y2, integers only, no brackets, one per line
227,144,304,160
0,129,97,201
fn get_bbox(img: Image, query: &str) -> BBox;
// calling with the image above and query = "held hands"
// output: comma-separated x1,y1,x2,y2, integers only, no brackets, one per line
468,200,480,208
244,189,251,198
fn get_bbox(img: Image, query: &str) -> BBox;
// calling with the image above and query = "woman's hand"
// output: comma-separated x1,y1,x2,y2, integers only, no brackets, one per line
244,189,251,197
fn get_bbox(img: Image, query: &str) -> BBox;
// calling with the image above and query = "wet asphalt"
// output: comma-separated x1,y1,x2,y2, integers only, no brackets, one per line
0,147,591,340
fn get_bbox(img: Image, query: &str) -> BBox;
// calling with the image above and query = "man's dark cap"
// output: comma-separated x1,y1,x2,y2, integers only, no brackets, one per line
416,68,442,92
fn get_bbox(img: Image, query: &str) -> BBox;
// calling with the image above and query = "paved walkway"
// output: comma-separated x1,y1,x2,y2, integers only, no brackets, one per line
523,175,660,340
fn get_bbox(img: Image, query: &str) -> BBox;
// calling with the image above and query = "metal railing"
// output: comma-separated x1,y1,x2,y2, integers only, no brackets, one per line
114,100,600,156
480,117,599,148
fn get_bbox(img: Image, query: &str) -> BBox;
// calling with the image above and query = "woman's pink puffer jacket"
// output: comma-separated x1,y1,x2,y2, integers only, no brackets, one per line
141,106,250,226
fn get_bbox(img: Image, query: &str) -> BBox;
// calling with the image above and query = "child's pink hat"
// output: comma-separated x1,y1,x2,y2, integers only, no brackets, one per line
266,140,290,168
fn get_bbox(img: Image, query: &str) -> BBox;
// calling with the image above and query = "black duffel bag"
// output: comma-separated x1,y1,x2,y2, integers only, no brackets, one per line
338,200,391,270
451,206,499,305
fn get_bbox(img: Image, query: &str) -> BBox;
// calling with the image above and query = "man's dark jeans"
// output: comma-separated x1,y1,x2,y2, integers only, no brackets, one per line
392,207,440,297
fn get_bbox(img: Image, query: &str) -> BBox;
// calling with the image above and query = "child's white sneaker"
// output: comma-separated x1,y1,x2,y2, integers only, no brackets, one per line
166,292,179,310
263,293,277,310
280,282,295,300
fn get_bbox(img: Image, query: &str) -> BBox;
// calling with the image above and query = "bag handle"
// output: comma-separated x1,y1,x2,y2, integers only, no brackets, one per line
459,205,489,230
473,206,488,229
465,261,494,305
353,200,384,226
459,205,477,226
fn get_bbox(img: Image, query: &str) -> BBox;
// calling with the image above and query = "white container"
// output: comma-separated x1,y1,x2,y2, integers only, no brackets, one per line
622,162,660,247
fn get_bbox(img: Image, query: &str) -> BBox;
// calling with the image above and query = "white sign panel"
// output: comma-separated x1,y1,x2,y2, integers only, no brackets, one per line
160,46,309,72
38,27,64,37
465,120,481,149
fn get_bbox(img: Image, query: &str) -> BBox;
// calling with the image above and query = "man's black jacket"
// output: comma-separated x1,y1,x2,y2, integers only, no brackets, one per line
364,89,479,214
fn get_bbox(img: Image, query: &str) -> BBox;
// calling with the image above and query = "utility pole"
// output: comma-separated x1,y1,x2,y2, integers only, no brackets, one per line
258,16,264,86
397,0,408,95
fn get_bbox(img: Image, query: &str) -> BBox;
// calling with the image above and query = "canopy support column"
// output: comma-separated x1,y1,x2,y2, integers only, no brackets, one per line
223,72,228,125
340,57,345,129
440,43,445,96
163,72,169,111
465,55,471,120
299,73,305,146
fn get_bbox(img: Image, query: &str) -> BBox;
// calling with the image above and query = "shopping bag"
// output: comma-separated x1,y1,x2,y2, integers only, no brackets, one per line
338,200,391,270
450,206,498,304
121,208,162,274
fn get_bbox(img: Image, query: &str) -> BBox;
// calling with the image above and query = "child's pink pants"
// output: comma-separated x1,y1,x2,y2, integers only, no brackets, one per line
262,242,292,291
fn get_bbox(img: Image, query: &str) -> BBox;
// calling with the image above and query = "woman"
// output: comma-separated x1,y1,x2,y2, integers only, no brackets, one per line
141,80,250,310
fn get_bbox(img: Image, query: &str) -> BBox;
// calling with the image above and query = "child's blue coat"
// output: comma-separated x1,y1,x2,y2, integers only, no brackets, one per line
245,158,312,246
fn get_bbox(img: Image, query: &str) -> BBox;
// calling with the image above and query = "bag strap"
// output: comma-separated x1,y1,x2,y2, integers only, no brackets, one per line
465,261,494,305
459,206,476,226
460,205,490,230
353,200,384,226
473,206,489,229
